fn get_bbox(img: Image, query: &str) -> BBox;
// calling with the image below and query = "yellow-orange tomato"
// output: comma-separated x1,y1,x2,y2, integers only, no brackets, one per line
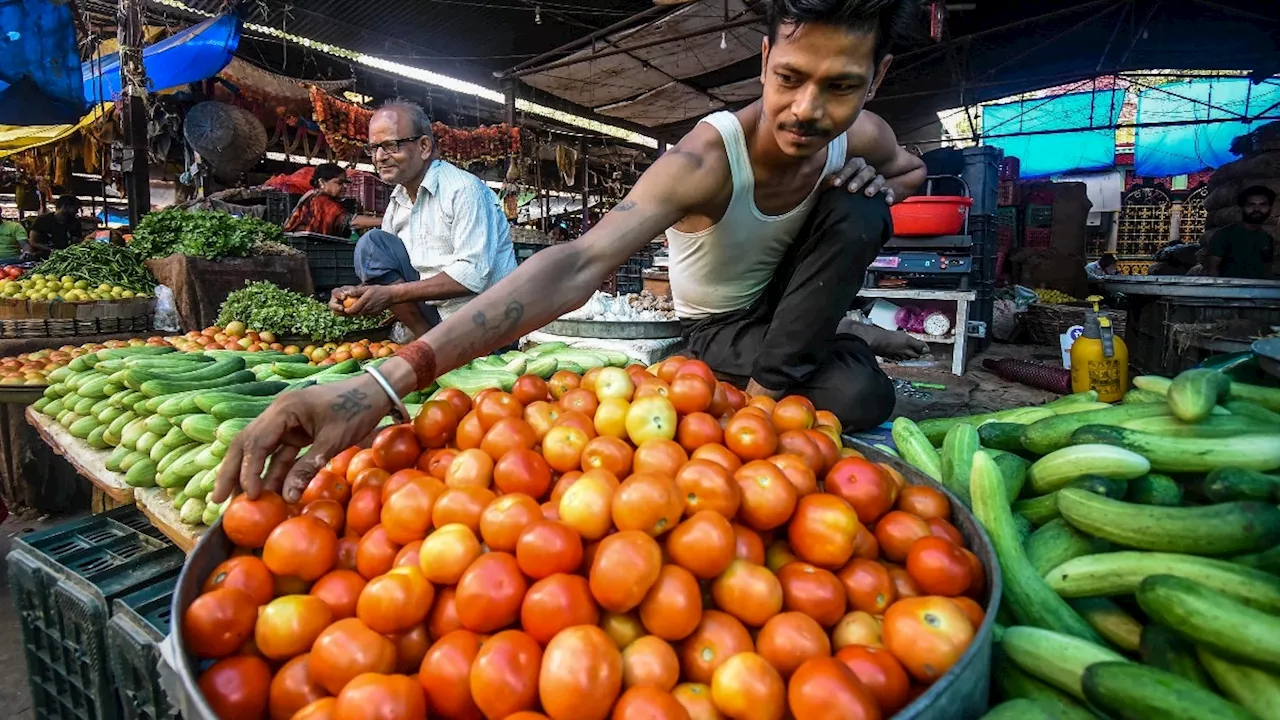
622,635,681,691
710,652,785,720
710,559,784,628
558,468,620,541
832,611,883,649
589,530,664,614
419,523,482,585
480,493,542,553
444,448,495,489
612,472,684,537
882,596,975,682
787,494,860,570
255,595,334,661
756,611,832,679
356,566,434,635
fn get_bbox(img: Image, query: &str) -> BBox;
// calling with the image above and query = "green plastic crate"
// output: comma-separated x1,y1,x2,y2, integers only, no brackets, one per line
8,506,184,720
108,570,182,720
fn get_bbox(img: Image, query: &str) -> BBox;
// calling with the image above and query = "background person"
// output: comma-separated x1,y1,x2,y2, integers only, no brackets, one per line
283,163,383,237
1204,185,1275,279
0,211,25,264
27,195,84,259
329,100,517,338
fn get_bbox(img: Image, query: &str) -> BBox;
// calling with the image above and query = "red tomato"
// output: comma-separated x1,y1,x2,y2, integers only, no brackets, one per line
481,417,539,462
675,459,741,519
873,511,931,563
356,564,433,633
512,374,551,405
520,573,601,646
435,387,473,420
548,370,582,400
372,424,422,473
332,673,426,720
427,587,464,640
589,530,663,614
896,486,951,520
516,519,584,579
838,558,897,615
309,618,398,696
732,523,766,565
263,516,338,581
622,635,681,691
355,525,401,580
300,470,352,507
756,611,832,678
538,625,623,720
665,511,736,580
198,655,271,720
581,435,634,478
475,390,524,430
613,686,692,720
310,570,367,621
882,596,975,682
787,493,860,569
787,657,881,720
710,559,784,628
268,654,328,720
470,630,543,718
302,500,345,536
825,458,897,524
638,564,703,641
724,414,779,462
835,645,911,716
771,395,817,432
431,486,496,532
455,552,528,633
345,489,382,538
413,399,459,448
670,374,714,415
223,491,290,549
690,443,743,474
480,492,542,552
183,587,258,659
494,448,553,499
418,630,484,720
390,623,430,674
733,461,797,531
709,652,785,720
777,562,847,628
927,517,965,547
203,556,275,606
444,448,495,489
612,472,684,537
905,536,974,596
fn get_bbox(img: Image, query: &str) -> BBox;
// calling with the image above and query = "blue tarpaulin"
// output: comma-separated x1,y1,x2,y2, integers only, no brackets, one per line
0,0,85,125
82,14,240,105
983,90,1125,179
1133,77,1280,177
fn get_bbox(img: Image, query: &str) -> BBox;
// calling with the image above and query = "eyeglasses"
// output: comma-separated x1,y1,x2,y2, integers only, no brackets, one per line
364,135,426,158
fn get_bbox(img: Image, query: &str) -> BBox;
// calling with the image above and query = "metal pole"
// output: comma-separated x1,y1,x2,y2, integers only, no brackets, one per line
498,3,672,78
509,16,760,79
504,83,517,127
579,136,589,235
118,0,151,227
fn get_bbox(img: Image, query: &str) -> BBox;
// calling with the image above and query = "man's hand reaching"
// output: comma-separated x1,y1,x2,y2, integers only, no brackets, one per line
211,374,392,504
829,156,896,204
333,285,398,316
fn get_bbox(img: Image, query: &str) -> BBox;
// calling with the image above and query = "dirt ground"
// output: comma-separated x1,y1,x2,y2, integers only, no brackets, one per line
884,343,1064,421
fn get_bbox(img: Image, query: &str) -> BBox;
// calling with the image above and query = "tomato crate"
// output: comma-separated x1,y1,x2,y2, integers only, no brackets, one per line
8,506,185,720
108,571,182,720
282,231,360,290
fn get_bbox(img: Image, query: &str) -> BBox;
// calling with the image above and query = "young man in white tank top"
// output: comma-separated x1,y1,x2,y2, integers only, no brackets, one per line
214,0,933,500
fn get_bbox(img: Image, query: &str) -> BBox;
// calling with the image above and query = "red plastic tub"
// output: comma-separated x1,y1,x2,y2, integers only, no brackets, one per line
890,195,973,236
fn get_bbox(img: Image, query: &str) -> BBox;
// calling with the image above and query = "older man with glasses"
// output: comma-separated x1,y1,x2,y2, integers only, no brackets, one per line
331,99,517,338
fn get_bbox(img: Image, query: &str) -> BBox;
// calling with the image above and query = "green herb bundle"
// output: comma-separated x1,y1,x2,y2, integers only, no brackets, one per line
33,242,158,294
217,281,389,342
131,208,283,260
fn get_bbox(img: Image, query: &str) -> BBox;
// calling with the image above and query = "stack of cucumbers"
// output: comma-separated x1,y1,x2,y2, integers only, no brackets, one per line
31,345,375,528
890,369,1280,719
429,342,633,396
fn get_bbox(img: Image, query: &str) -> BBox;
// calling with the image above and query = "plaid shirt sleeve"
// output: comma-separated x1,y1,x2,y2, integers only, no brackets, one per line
437,179,510,294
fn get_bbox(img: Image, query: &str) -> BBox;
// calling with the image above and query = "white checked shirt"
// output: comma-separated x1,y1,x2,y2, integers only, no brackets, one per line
382,159,517,319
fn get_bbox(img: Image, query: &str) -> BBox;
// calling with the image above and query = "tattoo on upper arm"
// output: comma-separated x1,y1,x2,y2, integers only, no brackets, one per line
463,301,526,356
613,200,637,212
330,388,373,420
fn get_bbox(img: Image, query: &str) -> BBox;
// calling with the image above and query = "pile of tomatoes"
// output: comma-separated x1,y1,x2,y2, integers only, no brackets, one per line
182,357,989,720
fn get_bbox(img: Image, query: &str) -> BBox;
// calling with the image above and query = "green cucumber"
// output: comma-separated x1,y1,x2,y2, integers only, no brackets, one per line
1125,473,1183,506
1230,546,1280,575
978,699,1080,720
1067,598,1140,652
991,646,1092,715
106,410,138,439
270,362,326,379
215,418,253,445
179,497,207,525
88,397,112,417
1203,467,1280,503
525,341,569,357
1167,369,1231,422
1140,624,1212,688
193,444,222,471
1229,379,1280,413
989,451,1029,500
119,450,148,473
171,491,188,509
210,439,228,459
1045,551,1280,613
970,452,1101,641
138,370,258,398
525,357,559,379
1196,647,1280,720
940,424,980,507
43,399,64,417
1025,519,1111,577
1138,574,1280,672
119,417,149,450
32,397,52,414
977,422,1027,453
1057,489,1280,555
1000,626,1125,700
156,443,203,487
135,431,162,455
72,396,97,416
96,405,125,426
1133,375,1173,394
1118,413,1274,438
1013,475,1128,527
209,398,273,422
105,445,131,473
1027,444,1150,494
181,414,220,444
67,415,99,440
1225,400,1280,426
86,425,109,450
143,413,172,435
1123,388,1167,404
1020,403,1171,455
1070,424,1280,473
124,355,247,387
892,417,942,481
1082,662,1255,720
124,459,157,488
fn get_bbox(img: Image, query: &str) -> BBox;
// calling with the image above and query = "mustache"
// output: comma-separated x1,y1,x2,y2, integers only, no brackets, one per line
779,122,827,137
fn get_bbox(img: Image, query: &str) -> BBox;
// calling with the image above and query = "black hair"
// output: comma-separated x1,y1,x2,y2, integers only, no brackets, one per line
1237,185,1276,208
765,0,920,64
1100,252,1116,267
56,194,80,212
312,163,346,187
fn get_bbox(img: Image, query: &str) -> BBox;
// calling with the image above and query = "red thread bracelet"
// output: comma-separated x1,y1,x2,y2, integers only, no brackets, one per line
395,342,438,390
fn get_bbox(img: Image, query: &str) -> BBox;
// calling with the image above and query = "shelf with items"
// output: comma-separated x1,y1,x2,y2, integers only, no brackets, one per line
856,288,977,376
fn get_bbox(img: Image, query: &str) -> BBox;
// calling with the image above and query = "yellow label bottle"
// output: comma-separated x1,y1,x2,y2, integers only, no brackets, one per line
1070,295,1129,402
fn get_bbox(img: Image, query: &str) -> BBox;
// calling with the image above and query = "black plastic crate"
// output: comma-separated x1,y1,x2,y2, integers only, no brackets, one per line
514,241,548,264
262,191,295,227
961,146,1003,217
108,571,182,720
283,232,360,290
1025,204,1054,229
8,507,184,720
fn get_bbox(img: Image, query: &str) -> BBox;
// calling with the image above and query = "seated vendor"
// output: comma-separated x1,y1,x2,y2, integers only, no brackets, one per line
1204,186,1275,279
26,195,84,259
283,163,383,237
329,100,517,339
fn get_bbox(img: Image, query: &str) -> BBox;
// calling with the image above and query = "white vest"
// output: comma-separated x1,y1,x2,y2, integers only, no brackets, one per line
664,111,847,319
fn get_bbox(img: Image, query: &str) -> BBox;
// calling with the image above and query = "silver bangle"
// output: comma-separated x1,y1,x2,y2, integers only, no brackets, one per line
363,365,411,424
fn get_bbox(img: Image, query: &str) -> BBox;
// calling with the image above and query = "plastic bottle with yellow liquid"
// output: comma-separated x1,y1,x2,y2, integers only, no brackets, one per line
1069,295,1129,402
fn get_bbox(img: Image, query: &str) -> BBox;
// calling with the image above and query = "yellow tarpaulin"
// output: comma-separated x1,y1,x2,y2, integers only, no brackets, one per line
0,103,114,159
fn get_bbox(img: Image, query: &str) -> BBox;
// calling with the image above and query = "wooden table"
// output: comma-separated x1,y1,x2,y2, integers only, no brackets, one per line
25,407,205,552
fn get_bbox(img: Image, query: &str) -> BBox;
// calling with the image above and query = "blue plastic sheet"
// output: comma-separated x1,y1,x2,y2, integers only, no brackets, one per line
1133,77,1280,176
982,90,1124,179
0,0,86,124
82,14,241,105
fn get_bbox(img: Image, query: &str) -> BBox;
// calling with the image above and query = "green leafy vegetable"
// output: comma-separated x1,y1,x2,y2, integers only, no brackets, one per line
131,208,283,260
217,281,389,342
32,242,157,294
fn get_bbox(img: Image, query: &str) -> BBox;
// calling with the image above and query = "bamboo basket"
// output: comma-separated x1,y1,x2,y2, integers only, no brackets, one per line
0,298,155,338
1021,302,1127,346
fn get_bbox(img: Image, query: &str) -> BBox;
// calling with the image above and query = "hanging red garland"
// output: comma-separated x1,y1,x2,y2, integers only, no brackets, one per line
308,87,521,166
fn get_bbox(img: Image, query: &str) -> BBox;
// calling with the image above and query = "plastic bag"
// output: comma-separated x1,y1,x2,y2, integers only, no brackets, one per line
153,285,181,332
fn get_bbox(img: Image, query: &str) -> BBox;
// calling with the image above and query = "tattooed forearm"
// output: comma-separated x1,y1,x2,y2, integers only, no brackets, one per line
330,388,373,420
462,301,526,357
612,200,637,212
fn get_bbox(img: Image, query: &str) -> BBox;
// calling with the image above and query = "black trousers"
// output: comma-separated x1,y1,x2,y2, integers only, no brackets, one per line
680,189,896,431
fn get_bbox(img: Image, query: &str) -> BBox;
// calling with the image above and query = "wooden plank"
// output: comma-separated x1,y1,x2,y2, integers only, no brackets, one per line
26,407,134,505
135,486,205,554
858,288,978,302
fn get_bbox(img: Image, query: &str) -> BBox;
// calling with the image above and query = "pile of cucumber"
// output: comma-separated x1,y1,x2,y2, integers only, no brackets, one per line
31,345,380,528
431,342,633,396
890,369,1280,719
